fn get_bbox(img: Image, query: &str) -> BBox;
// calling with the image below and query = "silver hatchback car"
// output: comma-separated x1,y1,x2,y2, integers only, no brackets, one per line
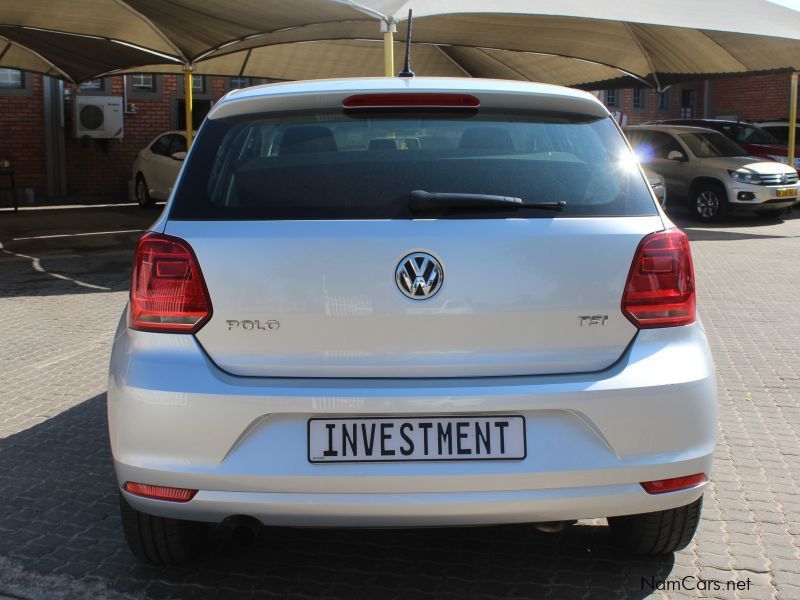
108,78,717,564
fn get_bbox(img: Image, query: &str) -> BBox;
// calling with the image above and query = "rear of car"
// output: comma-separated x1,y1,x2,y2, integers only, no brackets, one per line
131,132,189,207
108,78,716,564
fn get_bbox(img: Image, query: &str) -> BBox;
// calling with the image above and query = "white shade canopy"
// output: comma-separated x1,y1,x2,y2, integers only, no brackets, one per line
119,40,629,89
2,0,800,86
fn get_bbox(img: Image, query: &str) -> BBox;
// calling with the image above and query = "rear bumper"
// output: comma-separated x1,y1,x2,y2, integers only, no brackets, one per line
122,483,706,527
109,316,717,526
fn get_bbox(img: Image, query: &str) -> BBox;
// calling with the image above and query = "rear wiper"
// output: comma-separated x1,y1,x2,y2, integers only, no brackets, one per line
409,189,566,212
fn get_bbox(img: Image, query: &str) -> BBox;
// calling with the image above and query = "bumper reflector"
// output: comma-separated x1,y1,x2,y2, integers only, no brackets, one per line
640,473,707,495
124,482,198,502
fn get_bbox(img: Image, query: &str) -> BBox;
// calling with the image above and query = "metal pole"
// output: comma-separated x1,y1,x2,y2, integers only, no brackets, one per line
381,20,396,77
789,71,797,170
183,65,194,147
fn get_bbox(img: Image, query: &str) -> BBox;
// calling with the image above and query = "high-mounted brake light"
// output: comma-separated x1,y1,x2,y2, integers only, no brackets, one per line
621,228,695,329
641,473,707,495
124,482,197,502
129,232,212,333
342,93,480,109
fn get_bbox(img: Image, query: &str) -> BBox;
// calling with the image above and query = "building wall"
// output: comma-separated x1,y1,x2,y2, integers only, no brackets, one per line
63,74,231,198
0,70,796,201
599,73,792,125
0,72,264,201
0,73,47,199
600,82,706,125
709,73,789,121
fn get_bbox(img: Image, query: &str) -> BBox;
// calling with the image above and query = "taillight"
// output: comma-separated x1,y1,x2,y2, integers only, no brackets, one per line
342,93,480,109
621,228,695,328
129,232,212,333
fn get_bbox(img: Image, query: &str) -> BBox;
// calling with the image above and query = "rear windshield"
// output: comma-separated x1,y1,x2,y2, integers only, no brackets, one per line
169,109,657,220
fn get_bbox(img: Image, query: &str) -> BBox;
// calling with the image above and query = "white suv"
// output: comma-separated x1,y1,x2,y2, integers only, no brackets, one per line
626,125,799,221
108,78,716,564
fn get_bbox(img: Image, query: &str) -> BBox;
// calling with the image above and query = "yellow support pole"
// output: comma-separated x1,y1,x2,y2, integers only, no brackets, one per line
183,65,194,147
382,20,396,77
788,71,797,169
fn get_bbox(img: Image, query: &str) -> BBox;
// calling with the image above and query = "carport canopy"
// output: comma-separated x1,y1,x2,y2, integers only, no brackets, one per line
5,0,800,154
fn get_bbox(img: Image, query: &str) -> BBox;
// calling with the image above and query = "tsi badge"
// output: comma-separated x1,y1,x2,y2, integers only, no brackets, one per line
226,319,280,331
579,315,608,327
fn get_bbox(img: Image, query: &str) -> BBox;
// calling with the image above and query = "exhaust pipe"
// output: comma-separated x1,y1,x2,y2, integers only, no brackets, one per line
224,515,262,546
533,520,577,534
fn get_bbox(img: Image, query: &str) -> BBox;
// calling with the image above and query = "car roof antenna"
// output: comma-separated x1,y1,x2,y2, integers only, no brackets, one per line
398,9,415,78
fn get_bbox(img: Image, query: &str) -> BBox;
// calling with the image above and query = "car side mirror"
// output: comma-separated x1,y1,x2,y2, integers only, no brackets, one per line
667,150,686,162
171,151,187,161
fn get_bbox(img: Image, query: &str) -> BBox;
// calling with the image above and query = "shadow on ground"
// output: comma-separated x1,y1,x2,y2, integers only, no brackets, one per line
0,395,677,600
668,204,800,242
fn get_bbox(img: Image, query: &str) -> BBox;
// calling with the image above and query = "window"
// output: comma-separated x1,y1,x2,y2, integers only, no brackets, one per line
192,75,205,94
150,135,173,156
79,79,104,91
131,74,155,91
0,69,23,89
230,76,251,89
605,89,618,107
679,132,747,158
170,110,656,221
632,88,643,109
735,124,778,145
169,134,187,156
176,99,212,130
680,89,695,118
762,125,800,145
657,90,670,110
629,131,685,161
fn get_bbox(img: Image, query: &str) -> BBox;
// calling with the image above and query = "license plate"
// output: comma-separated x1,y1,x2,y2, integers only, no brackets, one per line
308,416,526,463
777,188,796,198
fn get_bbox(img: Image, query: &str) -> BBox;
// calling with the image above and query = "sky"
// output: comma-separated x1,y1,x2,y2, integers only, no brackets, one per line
770,0,800,9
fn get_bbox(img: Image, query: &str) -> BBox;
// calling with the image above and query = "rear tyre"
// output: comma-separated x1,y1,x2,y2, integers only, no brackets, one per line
608,496,702,555
119,493,207,564
135,174,154,208
691,183,727,222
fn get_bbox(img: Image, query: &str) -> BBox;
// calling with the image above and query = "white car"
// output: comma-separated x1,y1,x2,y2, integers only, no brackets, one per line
626,125,799,221
109,77,716,564
131,131,190,207
757,121,800,147
644,168,667,208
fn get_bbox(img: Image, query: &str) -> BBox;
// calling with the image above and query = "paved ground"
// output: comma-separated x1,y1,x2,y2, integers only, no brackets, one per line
0,204,798,599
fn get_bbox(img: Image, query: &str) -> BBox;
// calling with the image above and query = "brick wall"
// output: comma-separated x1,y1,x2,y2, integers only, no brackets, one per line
63,74,230,198
600,82,706,125
0,70,796,201
709,73,789,121
0,72,237,200
0,74,47,199
599,73,792,125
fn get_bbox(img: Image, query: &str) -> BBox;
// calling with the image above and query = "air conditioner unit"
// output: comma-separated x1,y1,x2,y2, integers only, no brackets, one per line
73,96,124,139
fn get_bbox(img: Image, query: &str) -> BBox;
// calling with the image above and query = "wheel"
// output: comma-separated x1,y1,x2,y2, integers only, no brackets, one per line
119,493,207,564
691,183,727,222
608,496,702,555
755,207,787,219
135,174,154,208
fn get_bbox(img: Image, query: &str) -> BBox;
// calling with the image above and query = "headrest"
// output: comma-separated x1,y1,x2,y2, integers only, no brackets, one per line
279,125,338,154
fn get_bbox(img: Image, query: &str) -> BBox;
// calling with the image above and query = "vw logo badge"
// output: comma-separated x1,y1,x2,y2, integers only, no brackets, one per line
395,252,443,300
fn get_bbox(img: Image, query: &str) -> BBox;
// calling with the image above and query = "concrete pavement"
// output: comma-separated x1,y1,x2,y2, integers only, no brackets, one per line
0,205,798,599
